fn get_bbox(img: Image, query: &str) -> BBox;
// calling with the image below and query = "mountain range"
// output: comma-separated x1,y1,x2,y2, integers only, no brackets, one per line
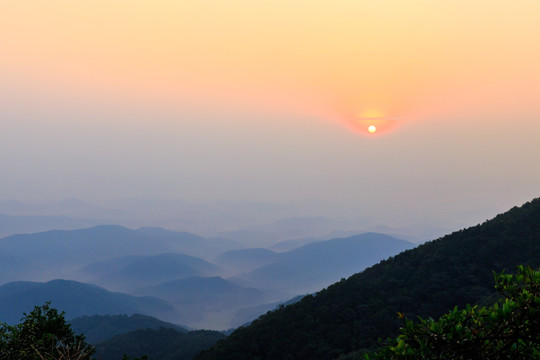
0,213,101,239
79,253,221,292
133,276,266,329
0,224,417,329
0,279,178,325
195,198,540,360
213,248,279,275
0,225,238,284
238,233,414,293
1,197,538,358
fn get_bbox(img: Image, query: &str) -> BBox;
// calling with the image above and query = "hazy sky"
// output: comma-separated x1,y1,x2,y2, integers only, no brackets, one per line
1,1,539,227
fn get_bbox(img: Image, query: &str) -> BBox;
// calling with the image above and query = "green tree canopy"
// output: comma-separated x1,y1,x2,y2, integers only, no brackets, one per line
0,302,94,360
368,266,540,360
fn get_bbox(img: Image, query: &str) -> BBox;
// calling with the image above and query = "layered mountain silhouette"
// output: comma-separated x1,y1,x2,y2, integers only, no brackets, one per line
213,248,278,275
0,279,178,325
134,276,264,306
195,198,540,360
238,233,414,293
0,218,418,330
0,225,238,284
134,276,265,328
80,253,220,292
0,213,101,238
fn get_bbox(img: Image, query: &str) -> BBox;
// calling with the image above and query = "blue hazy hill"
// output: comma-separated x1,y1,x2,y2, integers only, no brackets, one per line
0,225,239,284
240,232,414,293
0,279,178,325
0,213,101,238
80,253,221,292
213,248,278,275
134,276,266,327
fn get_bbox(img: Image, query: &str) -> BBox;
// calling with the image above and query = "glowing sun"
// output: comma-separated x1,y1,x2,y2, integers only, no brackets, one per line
368,125,377,133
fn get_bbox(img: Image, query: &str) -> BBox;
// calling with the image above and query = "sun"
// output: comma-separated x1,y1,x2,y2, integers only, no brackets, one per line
368,125,377,133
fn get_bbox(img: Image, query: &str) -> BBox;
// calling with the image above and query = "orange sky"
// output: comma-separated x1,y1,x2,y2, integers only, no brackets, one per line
1,1,539,227
2,1,539,128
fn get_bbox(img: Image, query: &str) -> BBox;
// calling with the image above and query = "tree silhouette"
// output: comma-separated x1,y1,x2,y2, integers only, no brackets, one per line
0,302,94,360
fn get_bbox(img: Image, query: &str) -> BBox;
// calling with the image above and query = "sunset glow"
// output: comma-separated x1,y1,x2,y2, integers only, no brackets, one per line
2,1,539,126
0,0,539,224
347,116,397,136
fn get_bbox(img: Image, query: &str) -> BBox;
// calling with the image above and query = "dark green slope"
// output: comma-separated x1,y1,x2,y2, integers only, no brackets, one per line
94,328,225,360
195,198,540,360
70,313,187,343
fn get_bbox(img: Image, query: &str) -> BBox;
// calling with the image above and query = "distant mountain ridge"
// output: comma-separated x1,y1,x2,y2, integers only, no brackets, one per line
80,253,221,292
213,248,278,274
195,198,540,360
0,279,178,325
0,221,419,329
0,213,102,238
0,225,239,284
238,232,414,293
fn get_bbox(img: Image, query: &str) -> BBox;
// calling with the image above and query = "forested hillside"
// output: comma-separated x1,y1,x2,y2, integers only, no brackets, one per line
70,313,187,343
363,266,539,360
195,198,540,360
94,328,225,360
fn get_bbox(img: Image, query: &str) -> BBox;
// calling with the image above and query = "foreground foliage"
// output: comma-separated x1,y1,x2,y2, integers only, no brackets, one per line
368,266,539,359
0,302,94,360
